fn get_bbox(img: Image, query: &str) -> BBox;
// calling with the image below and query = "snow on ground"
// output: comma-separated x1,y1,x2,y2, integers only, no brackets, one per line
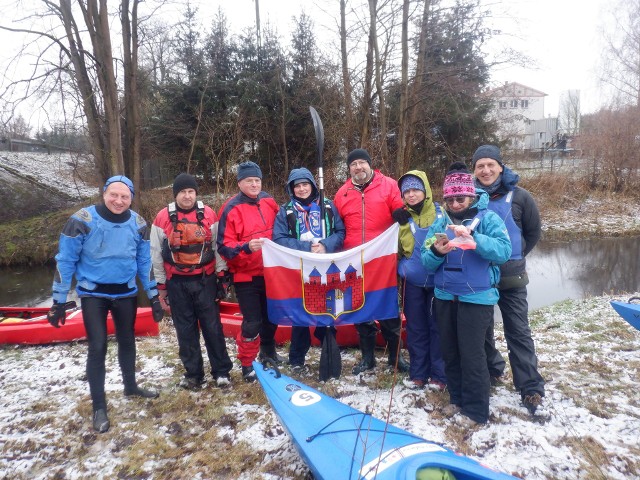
0,152,98,199
1,293,639,479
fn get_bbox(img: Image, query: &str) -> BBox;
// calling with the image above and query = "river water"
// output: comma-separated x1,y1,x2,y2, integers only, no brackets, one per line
1,236,638,309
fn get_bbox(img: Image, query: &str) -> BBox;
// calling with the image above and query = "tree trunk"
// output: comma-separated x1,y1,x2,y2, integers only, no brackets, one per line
80,0,124,176
403,0,431,172
396,0,410,179
340,0,355,151
122,0,141,208
361,0,376,149
369,0,389,172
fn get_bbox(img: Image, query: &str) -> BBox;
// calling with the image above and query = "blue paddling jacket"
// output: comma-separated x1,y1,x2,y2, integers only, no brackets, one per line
420,189,511,305
52,204,158,303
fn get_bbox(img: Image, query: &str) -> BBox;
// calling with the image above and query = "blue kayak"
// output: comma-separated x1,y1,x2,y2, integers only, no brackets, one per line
253,361,516,480
610,299,640,331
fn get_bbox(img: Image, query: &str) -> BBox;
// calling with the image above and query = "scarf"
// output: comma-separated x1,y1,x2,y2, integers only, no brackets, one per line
293,200,323,241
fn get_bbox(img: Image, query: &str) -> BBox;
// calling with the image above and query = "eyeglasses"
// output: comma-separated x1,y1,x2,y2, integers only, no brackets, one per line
444,196,470,205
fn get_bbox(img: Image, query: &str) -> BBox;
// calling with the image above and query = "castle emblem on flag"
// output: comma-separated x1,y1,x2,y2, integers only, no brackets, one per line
302,260,364,318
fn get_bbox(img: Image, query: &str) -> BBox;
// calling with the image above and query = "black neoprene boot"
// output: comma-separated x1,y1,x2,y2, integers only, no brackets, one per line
387,338,410,373
259,343,285,364
352,335,376,374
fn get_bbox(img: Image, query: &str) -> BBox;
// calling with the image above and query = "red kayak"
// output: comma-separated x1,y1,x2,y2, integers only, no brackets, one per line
218,301,406,347
0,306,159,345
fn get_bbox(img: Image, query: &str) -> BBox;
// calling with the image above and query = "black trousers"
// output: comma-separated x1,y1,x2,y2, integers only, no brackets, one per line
435,299,492,424
355,317,401,343
234,276,278,348
81,295,138,411
486,286,545,398
167,274,233,381
288,326,334,366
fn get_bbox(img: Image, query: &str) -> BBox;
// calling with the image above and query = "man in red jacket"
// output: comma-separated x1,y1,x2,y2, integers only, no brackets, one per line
151,173,233,390
217,161,280,382
334,149,410,374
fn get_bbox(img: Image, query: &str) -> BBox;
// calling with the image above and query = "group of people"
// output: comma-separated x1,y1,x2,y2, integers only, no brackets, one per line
48,144,545,433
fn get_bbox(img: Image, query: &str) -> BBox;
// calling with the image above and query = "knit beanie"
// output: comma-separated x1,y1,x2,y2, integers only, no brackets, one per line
471,145,503,168
346,148,372,167
172,173,198,197
442,161,475,198
237,161,263,181
400,175,425,194
104,175,134,198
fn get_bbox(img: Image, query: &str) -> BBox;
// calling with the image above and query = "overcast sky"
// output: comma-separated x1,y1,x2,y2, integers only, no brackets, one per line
1,0,608,127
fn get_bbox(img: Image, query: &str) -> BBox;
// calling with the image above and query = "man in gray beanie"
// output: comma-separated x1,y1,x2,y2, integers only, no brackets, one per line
472,144,545,416
217,161,282,382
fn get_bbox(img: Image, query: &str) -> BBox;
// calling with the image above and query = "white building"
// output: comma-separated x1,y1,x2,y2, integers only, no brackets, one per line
486,82,550,151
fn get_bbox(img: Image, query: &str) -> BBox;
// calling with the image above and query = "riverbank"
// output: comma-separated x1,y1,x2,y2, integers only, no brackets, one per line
0,161,639,266
1,292,639,479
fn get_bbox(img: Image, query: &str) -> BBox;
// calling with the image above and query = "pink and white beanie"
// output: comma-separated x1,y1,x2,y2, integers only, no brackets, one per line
442,161,475,198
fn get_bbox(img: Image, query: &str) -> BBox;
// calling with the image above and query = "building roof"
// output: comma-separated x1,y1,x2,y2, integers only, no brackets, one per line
486,82,547,98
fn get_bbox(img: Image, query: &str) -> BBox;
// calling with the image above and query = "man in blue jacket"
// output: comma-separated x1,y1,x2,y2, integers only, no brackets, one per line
472,145,545,415
49,175,164,433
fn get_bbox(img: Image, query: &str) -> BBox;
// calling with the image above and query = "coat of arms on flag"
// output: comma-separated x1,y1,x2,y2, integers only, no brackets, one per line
262,224,399,326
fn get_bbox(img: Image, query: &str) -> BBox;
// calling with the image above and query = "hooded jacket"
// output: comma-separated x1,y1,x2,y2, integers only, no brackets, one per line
397,170,437,259
272,168,345,253
334,170,404,250
420,189,511,305
476,166,541,278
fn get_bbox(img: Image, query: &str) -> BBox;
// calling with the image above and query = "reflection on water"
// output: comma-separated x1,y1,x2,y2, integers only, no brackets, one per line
0,265,151,308
526,236,640,310
0,265,56,307
1,236,638,310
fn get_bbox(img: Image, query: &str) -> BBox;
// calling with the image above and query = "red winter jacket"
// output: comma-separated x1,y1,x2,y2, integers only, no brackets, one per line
216,192,279,282
334,171,404,250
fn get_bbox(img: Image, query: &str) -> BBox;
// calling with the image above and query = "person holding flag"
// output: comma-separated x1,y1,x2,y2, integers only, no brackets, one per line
334,148,410,375
272,167,345,373
217,161,280,382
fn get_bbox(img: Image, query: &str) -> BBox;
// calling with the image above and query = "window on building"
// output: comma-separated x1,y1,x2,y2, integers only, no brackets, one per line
498,101,507,109
509,100,518,108
521,99,529,108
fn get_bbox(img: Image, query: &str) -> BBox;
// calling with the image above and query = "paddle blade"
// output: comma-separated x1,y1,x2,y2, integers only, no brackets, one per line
318,327,341,381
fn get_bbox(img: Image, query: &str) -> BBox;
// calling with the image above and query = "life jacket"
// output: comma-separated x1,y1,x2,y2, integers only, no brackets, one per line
285,199,335,240
487,191,523,260
434,209,495,296
161,201,215,272
399,203,443,287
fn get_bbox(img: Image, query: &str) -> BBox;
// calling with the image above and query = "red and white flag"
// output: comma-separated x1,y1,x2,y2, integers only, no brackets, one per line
262,224,399,326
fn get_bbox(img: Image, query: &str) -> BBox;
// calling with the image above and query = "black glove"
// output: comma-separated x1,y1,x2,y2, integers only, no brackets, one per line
47,303,67,328
150,295,164,323
392,207,412,225
216,271,232,301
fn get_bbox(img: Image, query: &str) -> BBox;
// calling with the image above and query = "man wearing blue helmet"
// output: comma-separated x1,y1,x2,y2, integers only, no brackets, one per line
49,175,164,433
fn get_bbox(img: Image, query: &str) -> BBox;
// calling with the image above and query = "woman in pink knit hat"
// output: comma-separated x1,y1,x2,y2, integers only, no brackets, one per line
420,162,511,428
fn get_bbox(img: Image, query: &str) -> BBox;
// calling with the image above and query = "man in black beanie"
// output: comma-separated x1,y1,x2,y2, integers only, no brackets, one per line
472,145,545,416
334,148,410,375
150,173,233,390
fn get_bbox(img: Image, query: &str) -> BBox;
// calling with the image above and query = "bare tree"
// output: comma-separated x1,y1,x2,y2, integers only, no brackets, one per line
600,0,640,107
558,90,581,136
0,0,150,200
